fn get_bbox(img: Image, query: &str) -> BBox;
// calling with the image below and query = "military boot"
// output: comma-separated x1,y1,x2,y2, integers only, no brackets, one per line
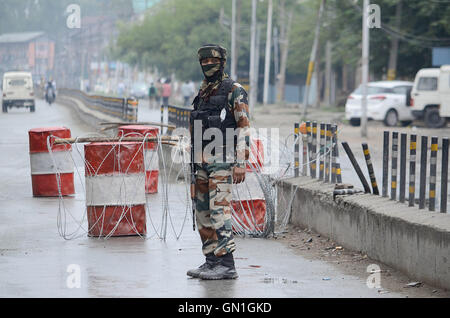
198,253,238,280
187,253,219,278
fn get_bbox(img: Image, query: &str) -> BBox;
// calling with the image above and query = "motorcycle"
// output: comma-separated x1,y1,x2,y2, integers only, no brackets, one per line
45,87,55,105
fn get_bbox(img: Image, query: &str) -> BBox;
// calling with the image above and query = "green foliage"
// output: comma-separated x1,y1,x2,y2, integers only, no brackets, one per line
313,0,450,79
286,0,318,76
115,0,229,81
114,0,276,81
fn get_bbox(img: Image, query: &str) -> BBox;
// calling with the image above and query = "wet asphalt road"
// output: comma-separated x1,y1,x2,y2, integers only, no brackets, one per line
0,98,416,297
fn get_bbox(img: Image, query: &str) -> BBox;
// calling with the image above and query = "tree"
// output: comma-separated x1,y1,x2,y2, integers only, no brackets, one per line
115,0,230,81
111,0,450,102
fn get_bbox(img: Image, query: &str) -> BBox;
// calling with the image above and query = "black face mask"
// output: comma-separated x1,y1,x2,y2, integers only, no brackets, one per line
201,62,222,82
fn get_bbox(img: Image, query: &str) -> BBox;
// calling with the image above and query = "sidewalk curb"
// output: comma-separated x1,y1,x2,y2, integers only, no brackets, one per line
278,176,450,290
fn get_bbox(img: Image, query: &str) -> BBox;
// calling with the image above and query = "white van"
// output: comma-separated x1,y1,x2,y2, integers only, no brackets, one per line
410,65,450,127
2,71,35,113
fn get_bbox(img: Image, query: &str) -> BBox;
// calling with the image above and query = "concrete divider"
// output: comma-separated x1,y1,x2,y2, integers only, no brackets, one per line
56,94,118,129
277,176,450,290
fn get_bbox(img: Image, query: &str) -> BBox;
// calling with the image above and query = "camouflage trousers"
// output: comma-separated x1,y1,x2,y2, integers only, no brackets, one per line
194,163,236,257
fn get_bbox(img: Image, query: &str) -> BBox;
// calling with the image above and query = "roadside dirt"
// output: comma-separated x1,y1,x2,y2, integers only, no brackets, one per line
274,224,450,298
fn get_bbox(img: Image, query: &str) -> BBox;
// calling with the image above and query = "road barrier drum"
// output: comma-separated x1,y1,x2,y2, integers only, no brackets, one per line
231,173,266,234
232,199,266,232
28,127,74,197
246,138,264,172
84,142,146,237
118,125,159,194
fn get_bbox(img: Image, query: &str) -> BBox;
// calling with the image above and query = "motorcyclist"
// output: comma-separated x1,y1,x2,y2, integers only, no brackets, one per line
44,79,55,104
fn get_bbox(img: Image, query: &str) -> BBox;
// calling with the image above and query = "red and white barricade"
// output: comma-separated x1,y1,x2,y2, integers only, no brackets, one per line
233,138,266,233
28,127,74,197
118,125,159,194
84,142,146,237
231,173,267,234
232,199,266,233
246,138,264,172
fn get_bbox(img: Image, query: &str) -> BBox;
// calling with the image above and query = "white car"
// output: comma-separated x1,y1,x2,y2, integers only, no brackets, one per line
345,81,414,127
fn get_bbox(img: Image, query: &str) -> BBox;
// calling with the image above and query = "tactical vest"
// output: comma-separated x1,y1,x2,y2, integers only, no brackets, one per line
191,78,237,160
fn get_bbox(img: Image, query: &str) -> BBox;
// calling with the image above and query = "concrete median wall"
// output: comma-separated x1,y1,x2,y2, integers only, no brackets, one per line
56,94,118,130
278,176,450,290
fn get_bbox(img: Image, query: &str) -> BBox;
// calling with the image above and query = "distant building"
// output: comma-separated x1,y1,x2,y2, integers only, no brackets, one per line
0,31,55,81
55,15,118,90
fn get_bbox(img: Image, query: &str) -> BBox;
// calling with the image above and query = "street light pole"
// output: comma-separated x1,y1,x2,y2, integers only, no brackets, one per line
263,0,273,105
249,0,257,118
231,0,237,80
361,0,370,138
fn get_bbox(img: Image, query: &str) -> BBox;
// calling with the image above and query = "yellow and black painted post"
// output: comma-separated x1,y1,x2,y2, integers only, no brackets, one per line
324,123,332,183
306,121,312,177
419,136,428,210
362,143,379,195
319,123,325,181
399,133,407,203
382,131,389,197
333,125,342,184
294,123,300,177
441,138,449,213
391,132,399,200
408,134,417,207
429,136,438,211
311,121,317,178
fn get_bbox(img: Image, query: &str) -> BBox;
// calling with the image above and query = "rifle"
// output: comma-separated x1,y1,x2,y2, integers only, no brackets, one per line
190,138,196,231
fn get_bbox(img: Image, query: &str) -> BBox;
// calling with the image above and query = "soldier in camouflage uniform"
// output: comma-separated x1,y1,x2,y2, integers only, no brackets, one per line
187,44,250,280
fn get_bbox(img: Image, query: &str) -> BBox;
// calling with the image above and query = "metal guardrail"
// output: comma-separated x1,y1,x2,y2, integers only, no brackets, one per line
160,104,192,134
58,88,138,122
